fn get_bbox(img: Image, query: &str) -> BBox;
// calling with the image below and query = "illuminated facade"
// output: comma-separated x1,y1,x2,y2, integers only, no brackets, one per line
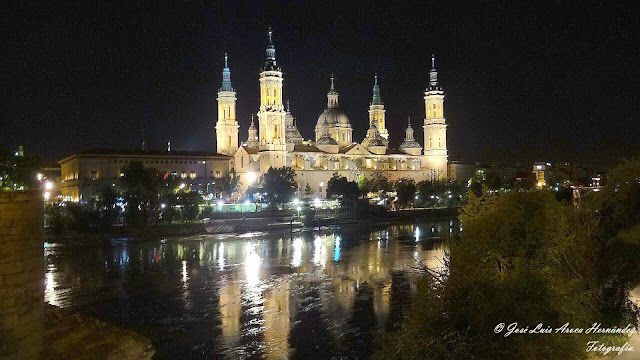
220,29,449,195
216,53,239,156
58,149,231,201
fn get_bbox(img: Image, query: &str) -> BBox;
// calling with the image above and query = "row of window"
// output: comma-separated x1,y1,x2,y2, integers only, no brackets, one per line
106,159,206,164
89,170,223,180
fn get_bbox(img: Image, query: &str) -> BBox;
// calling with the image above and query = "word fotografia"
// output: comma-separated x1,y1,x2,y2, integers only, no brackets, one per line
586,341,634,356
494,322,638,338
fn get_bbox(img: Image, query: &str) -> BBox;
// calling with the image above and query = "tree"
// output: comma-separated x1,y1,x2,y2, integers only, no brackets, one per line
177,190,203,221
260,166,296,207
215,169,241,199
377,191,612,360
394,178,416,209
98,184,120,229
304,183,314,198
326,172,360,205
0,149,45,190
121,162,159,225
369,171,391,194
583,158,640,322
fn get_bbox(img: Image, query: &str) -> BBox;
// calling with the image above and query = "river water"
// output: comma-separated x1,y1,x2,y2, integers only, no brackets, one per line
44,219,459,359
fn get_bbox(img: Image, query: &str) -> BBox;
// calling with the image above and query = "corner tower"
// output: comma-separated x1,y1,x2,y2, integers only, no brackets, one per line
257,27,288,170
216,53,239,156
368,75,388,144
423,55,448,180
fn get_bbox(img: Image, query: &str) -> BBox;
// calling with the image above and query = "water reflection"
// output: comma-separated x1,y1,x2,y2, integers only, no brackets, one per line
44,219,458,359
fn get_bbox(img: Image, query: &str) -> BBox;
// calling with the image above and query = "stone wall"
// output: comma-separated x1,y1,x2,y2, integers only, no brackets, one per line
0,191,44,360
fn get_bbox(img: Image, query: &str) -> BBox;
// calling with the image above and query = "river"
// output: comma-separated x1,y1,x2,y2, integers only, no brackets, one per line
44,218,459,359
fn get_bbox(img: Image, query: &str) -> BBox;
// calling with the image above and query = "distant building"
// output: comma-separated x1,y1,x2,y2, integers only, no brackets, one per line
58,149,231,201
447,162,480,183
532,162,552,187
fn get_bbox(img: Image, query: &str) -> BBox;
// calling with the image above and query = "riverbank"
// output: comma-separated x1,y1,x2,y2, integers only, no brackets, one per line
45,206,460,244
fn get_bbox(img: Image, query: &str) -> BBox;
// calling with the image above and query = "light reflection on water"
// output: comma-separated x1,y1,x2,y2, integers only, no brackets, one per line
44,219,457,359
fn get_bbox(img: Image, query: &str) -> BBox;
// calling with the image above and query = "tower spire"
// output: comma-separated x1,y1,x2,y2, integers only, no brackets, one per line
220,53,233,91
263,27,278,71
330,73,335,91
371,74,383,105
429,54,439,88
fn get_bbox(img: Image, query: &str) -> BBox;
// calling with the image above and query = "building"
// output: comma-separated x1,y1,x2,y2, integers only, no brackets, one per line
532,162,552,187
58,149,231,201
222,28,449,196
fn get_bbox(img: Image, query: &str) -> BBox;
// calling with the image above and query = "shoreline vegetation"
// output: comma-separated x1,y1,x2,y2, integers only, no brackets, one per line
44,206,460,244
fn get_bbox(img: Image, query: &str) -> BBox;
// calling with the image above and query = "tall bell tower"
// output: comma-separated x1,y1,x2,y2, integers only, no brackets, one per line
215,53,239,156
257,27,288,170
423,55,448,180
368,75,389,144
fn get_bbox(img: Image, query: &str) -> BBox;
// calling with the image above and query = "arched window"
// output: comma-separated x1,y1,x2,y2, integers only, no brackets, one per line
438,138,441,147
274,124,279,138
429,137,432,148
433,104,437,109
228,135,232,147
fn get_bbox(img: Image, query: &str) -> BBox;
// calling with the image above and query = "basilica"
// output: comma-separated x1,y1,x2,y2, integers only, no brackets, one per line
216,29,448,195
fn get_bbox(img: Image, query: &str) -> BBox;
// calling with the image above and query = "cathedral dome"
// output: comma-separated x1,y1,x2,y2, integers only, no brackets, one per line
316,108,351,129
317,135,338,145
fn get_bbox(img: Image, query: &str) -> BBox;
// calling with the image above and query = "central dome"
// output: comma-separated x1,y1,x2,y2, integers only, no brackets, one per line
316,108,351,128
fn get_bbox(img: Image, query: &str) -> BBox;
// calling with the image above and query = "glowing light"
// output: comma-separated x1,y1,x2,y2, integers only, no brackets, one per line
293,198,300,205
246,172,257,185
296,206,301,212
45,181,53,190
292,238,303,268
43,191,50,200
180,183,186,189
245,243,261,288
37,173,43,181
313,236,327,267
334,236,341,262
218,242,225,271
217,200,224,207
182,260,188,283
160,203,166,209
244,200,251,205
313,197,321,207
415,226,421,242
319,182,324,187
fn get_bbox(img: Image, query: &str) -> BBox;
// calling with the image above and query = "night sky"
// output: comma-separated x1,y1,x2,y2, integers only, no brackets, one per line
4,1,639,167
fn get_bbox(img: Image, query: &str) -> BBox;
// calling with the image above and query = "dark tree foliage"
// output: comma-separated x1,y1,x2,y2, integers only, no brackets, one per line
369,171,391,194
585,158,640,323
0,149,45,190
375,189,636,360
121,161,159,225
98,184,120,229
326,172,360,203
260,166,296,207
214,169,240,199
393,178,416,209
416,180,466,208
177,190,203,221
468,169,504,195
